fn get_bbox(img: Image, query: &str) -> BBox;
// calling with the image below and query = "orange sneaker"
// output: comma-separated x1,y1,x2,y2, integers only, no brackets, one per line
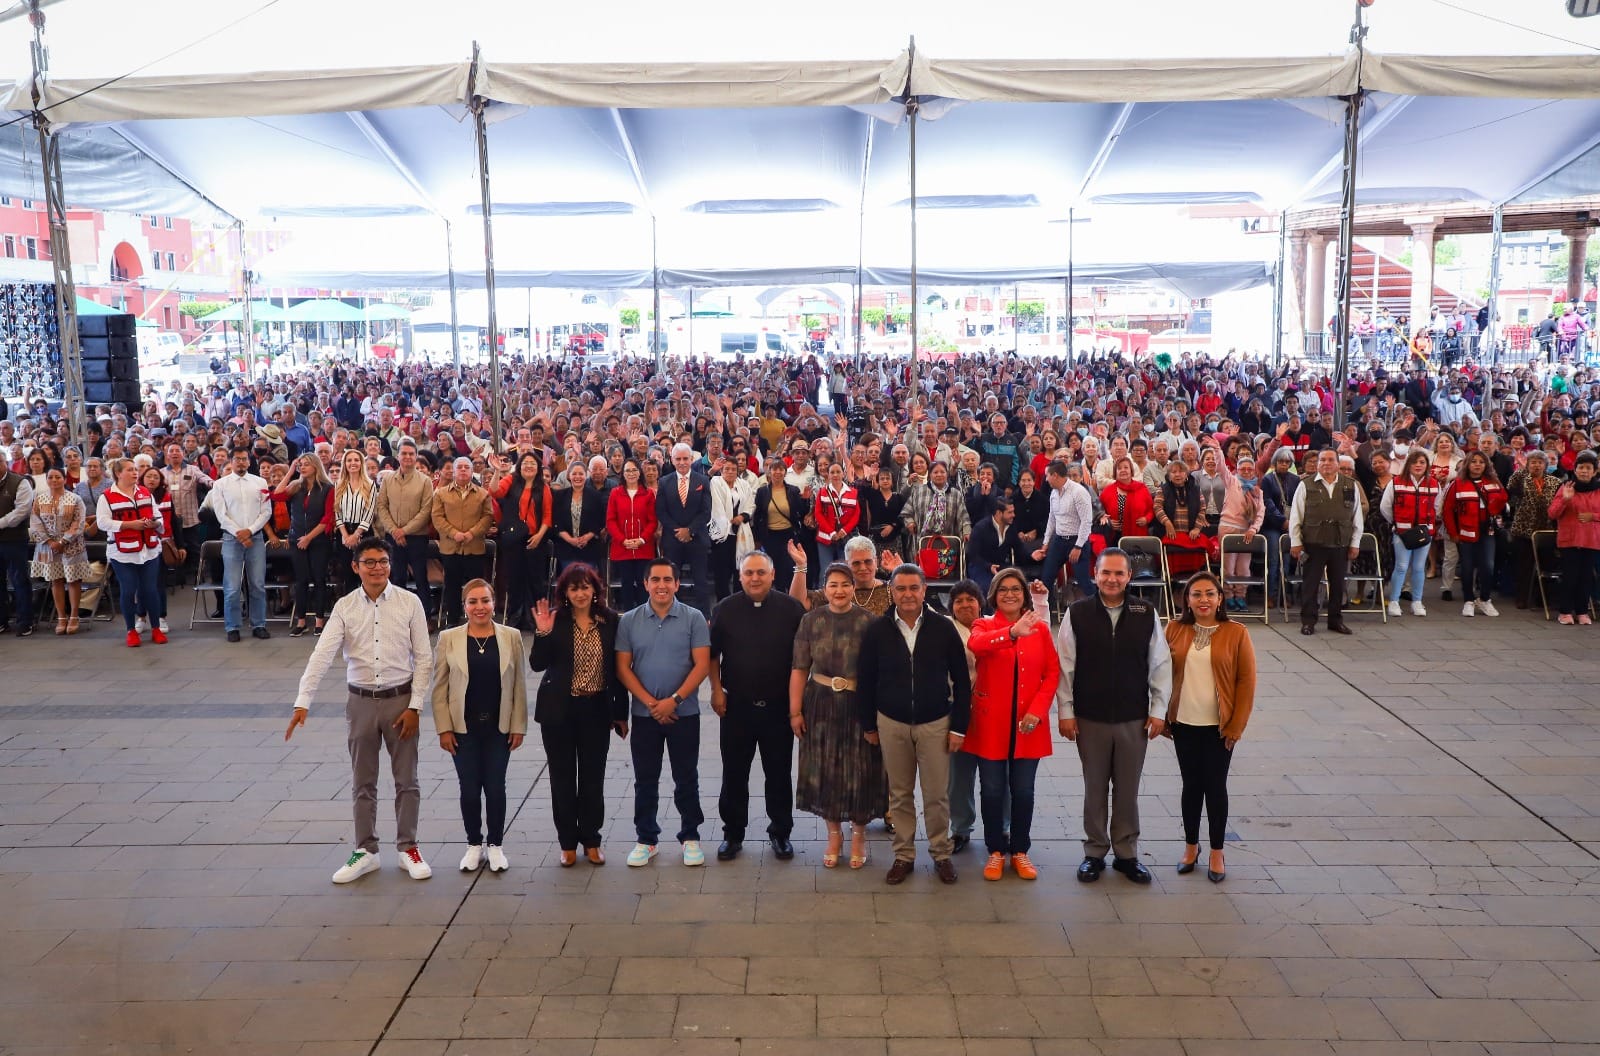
1011,853,1038,880
982,851,1005,881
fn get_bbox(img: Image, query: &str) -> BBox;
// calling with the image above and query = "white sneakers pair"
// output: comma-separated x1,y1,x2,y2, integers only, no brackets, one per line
1386,600,1428,617
1462,599,1500,618
459,844,510,872
331,847,433,884
626,840,704,867
133,617,169,633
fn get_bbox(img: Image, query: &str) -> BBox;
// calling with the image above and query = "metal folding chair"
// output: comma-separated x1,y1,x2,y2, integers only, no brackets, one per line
1118,535,1171,618
1344,533,1388,622
1218,533,1269,623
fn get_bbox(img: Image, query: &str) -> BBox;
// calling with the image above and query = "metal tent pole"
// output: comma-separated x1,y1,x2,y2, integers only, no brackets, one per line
907,98,920,399
445,220,461,371
1067,206,1076,360
651,218,662,366
240,225,255,374
27,1,85,443
1331,0,1368,431
1487,205,1503,367
469,43,503,445
1272,210,1288,365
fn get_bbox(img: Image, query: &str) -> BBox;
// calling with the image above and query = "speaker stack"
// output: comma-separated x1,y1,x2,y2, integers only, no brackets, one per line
78,313,141,408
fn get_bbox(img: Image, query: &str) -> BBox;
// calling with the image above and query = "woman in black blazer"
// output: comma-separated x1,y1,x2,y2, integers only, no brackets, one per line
551,461,608,574
530,561,629,866
753,458,809,585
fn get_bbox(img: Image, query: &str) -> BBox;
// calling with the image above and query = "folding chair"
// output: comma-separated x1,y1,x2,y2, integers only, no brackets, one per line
1218,533,1269,623
189,539,225,629
1529,530,1596,621
81,541,114,621
1118,535,1171,618
1161,537,1212,618
1343,533,1388,622
1278,534,1309,621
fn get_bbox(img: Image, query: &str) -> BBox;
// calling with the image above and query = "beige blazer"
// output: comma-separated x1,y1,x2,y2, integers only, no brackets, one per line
429,622,529,735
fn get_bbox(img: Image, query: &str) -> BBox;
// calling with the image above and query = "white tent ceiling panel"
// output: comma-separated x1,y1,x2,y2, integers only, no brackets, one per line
482,58,909,111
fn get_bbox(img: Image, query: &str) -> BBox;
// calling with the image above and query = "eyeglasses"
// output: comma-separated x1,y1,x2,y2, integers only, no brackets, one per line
358,558,391,568
994,585,1025,595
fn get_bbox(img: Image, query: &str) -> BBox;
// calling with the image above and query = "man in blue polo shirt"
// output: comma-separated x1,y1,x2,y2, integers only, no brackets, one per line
616,556,712,867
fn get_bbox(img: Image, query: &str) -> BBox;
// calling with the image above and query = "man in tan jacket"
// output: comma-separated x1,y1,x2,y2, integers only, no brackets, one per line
377,442,436,617
431,457,493,626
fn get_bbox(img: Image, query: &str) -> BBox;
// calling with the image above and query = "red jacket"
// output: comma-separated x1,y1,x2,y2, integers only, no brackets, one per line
1100,479,1155,536
1441,476,1507,543
1548,482,1600,550
962,613,1060,761
1389,475,1439,532
606,485,657,561
813,484,860,543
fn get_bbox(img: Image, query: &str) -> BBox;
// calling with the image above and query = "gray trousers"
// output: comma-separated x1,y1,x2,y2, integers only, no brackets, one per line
1075,717,1148,861
877,712,953,863
347,691,420,854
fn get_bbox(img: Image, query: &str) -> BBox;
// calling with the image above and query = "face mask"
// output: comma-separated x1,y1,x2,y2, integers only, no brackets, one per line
1392,444,1409,458
1239,478,1258,491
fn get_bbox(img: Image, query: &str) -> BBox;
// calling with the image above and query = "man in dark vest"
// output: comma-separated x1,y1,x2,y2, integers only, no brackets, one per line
1288,448,1363,636
1054,547,1172,884
0,463,36,636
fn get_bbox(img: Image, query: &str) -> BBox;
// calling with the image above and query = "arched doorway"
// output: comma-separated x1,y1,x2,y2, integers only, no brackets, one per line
110,243,144,284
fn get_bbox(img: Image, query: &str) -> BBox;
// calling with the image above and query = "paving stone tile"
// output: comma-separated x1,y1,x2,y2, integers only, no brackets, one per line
1373,998,1548,1042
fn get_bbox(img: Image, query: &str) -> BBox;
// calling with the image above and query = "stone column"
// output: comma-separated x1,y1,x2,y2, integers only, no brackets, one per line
1306,234,1328,350
1288,231,1309,356
1407,217,1439,335
1564,226,1591,305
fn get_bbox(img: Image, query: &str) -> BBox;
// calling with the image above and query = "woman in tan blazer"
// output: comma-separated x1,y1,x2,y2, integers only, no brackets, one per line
431,578,528,873
1164,571,1256,883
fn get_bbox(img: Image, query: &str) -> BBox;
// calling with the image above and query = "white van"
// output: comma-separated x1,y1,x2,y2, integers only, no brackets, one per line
138,330,184,365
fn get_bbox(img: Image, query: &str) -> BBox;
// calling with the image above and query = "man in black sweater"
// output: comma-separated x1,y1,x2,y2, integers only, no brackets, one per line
857,563,972,885
1054,548,1172,885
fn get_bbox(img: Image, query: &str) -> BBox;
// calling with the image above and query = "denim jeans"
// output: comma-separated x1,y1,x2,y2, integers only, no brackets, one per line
1389,538,1428,602
222,531,268,632
1264,529,1284,601
977,757,1039,855
1038,534,1092,596
0,540,33,627
948,749,1009,839
451,713,512,846
630,712,703,845
111,558,161,632
1457,537,1495,603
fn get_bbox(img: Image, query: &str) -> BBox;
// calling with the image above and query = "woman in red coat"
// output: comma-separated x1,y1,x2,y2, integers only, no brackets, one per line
812,461,861,569
1099,457,1155,542
965,567,1061,881
605,458,657,611
1440,451,1508,618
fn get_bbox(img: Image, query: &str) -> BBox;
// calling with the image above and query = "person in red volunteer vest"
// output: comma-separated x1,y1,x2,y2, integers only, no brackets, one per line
1381,449,1440,618
1441,451,1508,619
812,461,860,570
96,457,165,647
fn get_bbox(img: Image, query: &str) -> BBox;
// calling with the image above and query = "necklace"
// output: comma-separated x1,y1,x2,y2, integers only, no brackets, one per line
468,630,494,654
1193,623,1218,651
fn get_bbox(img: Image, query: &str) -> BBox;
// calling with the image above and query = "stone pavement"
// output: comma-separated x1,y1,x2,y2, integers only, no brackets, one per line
1,603,1599,1056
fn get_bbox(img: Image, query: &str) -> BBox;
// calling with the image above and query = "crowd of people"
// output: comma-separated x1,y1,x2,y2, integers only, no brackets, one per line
2,341,1600,878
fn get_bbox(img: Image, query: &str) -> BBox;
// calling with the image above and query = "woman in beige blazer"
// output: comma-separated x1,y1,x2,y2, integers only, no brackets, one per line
431,578,528,873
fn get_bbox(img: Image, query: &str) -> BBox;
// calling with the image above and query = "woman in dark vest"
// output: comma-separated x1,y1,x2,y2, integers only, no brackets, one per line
490,452,554,629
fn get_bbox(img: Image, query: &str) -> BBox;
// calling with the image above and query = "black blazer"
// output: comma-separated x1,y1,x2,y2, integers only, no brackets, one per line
855,606,971,734
753,482,808,539
529,613,629,726
656,470,712,539
551,486,607,563
966,515,1020,575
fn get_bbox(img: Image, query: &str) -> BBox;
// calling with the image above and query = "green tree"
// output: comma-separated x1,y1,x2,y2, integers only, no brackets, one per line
802,314,824,330
1434,237,1460,267
1542,239,1600,286
1006,300,1046,320
180,301,224,319
619,307,640,329
860,307,886,330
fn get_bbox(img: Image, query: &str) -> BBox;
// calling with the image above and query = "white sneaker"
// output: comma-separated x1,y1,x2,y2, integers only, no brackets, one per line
486,845,509,872
134,616,149,634
1411,601,1427,617
626,843,658,868
682,840,706,867
1462,602,1476,618
1386,601,1402,617
1478,600,1500,617
331,849,380,884
158,618,169,634
400,847,433,880
459,844,483,872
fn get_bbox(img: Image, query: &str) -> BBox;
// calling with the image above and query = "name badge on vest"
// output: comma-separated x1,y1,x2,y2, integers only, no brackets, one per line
1127,601,1151,615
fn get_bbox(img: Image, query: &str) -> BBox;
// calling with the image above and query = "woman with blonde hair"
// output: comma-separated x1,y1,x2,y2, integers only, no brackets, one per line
333,449,377,594
275,451,335,636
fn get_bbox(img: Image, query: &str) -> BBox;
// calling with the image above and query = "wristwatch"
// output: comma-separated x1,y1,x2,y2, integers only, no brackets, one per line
669,692,683,706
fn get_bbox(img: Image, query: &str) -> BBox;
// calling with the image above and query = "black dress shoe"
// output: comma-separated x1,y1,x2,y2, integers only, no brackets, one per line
1327,623,1353,635
1300,624,1315,636
716,840,741,861
1208,867,1226,883
1077,856,1106,883
289,624,306,638
951,833,971,853
1441,590,1454,601
769,837,794,860
1112,857,1153,884
885,859,914,885
933,858,958,884
252,627,271,640
227,630,241,642
1399,590,1412,602
1176,855,1198,876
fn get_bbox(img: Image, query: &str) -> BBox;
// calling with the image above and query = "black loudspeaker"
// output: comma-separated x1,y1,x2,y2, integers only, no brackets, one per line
83,379,141,407
78,313,136,339
79,335,137,361
81,358,140,384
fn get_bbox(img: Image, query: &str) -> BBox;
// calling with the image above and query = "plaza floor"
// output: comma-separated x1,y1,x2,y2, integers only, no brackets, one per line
1,602,1598,1056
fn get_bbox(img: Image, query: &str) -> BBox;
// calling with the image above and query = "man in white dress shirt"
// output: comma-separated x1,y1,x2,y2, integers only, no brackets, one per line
211,445,273,642
287,537,437,884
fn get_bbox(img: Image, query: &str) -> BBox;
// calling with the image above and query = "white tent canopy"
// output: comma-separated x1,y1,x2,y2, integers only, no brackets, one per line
4,0,1599,293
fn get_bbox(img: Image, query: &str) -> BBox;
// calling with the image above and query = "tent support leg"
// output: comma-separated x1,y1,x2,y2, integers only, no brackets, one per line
1272,210,1287,366
1332,1,1368,432
1487,205,1503,368
907,93,920,402
1067,206,1075,360
652,218,662,367
470,43,503,443
445,220,461,372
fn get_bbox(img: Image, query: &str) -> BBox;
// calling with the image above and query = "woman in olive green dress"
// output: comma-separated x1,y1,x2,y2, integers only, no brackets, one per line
790,563,886,869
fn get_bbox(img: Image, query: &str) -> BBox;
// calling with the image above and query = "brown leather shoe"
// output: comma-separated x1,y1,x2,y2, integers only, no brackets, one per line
933,858,958,884
559,850,577,867
584,846,606,866
885,859,914,885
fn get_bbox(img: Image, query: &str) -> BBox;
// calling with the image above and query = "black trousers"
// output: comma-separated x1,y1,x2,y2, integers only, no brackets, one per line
1299,543,1350,628
333,532,366,595
440,553,484,626
451,709,511,846
661,535,711,616
388,535,434,614
710,536,738,600
758,527,799,586
540,695,612,851
290,535,332,619
718,697,795,841
1511,535,1539,608
1171,721,1234,850
503,538,550,627
1561,547,1599,616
